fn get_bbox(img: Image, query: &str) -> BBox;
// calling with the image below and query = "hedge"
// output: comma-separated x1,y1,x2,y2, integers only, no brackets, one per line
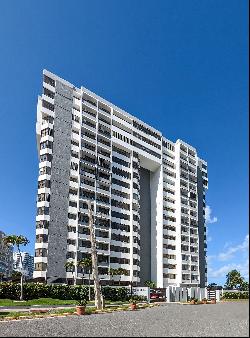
0,282,132,302
222,292,249,299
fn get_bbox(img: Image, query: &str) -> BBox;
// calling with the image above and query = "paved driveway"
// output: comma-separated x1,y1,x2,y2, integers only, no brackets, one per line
0,301,248,337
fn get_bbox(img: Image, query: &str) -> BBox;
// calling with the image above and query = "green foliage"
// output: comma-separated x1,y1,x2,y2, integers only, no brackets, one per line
77,258,92,270
73,286,88,306
224,270,246,290
102,287,129,301
222,292,249,299
0,283,131,302
64,261,75,272
129,295,147,303
145,280,156,288
4,235,29,248
240,281,249,291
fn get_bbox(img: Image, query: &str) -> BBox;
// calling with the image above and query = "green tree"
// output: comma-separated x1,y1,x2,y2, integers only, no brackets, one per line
145,280,156,288
239,280,249,291
77,258,92,300
64,260,75,285
224,270,245,290
4,235,29,300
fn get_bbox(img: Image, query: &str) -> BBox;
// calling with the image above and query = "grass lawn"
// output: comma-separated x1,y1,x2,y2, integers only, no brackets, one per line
0,298,132,307
0,303,152,320
0,298,77,307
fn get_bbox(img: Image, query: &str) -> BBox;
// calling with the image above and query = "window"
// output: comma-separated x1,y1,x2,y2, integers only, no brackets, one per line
112,146,130,158
41,128,53,137
110,245,130,254
43,87,55,99
44,75,55,87
133,121,161,140
37,207,49,215
111,211,130,221
133,131,161,150
111,199,130,211
110,257,130,265
38,180,50,189
112,156,130,168
111,222,130,232
112,189,130,199
111,233,130,243
40,154,52,162
42,100,54,112
112,177,130,189
162,141,175,152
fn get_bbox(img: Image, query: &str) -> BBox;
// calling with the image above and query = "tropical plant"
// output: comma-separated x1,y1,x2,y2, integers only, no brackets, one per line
117,268,128,286
64,261,75,285
109,268,118,285
4,235,29,300
145,280,156,288
77,258,92,300
11,271,22,282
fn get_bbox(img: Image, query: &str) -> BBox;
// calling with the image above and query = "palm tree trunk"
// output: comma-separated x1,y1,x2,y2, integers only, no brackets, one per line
18,245,24,301
88,201,102,310
88,270,91,301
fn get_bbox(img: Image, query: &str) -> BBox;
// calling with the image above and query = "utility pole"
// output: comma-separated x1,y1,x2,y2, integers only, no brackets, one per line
88,200,103,310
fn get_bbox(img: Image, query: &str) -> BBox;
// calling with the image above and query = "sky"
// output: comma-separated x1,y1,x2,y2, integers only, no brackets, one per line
0,0,248,286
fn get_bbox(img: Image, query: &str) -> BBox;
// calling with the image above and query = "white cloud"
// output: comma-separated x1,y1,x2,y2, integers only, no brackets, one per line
208,260,249,279
207,234,249,283
218,234,249,261
205,205,218,224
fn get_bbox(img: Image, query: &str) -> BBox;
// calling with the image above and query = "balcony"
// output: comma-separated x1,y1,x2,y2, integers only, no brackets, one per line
82,109,97,122
83,99,97,109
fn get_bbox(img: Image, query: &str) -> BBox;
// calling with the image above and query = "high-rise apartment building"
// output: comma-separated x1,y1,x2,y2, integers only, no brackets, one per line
0,231,13,279
34,70,208,287
13,252,34,279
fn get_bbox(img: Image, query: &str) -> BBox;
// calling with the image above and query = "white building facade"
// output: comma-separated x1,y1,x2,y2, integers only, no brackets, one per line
13,252,34,279
34,70,208,287
0,231,13,279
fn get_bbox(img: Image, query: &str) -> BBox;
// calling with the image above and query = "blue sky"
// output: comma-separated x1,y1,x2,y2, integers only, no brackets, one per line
0,0,248,285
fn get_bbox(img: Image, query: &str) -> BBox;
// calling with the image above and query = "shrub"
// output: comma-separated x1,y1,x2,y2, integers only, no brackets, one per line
222,292,249,300
0,282,131,302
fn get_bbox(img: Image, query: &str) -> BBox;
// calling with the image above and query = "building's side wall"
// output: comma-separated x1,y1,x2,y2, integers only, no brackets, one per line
197,160,208,287
46,80,73,283
139,167,151,285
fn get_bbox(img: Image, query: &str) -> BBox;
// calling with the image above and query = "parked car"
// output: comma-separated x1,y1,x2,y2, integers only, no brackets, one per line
150,289,165,301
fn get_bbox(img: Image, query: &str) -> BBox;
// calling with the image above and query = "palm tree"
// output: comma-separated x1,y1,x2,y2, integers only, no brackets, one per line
77,258,92,300
117,268,127,286
109,268,117,286
4,235,29,300
64,261,75,285
145,280,156,288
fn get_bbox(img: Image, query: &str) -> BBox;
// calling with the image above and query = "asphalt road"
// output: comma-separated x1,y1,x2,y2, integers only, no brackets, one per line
0,301,248,337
